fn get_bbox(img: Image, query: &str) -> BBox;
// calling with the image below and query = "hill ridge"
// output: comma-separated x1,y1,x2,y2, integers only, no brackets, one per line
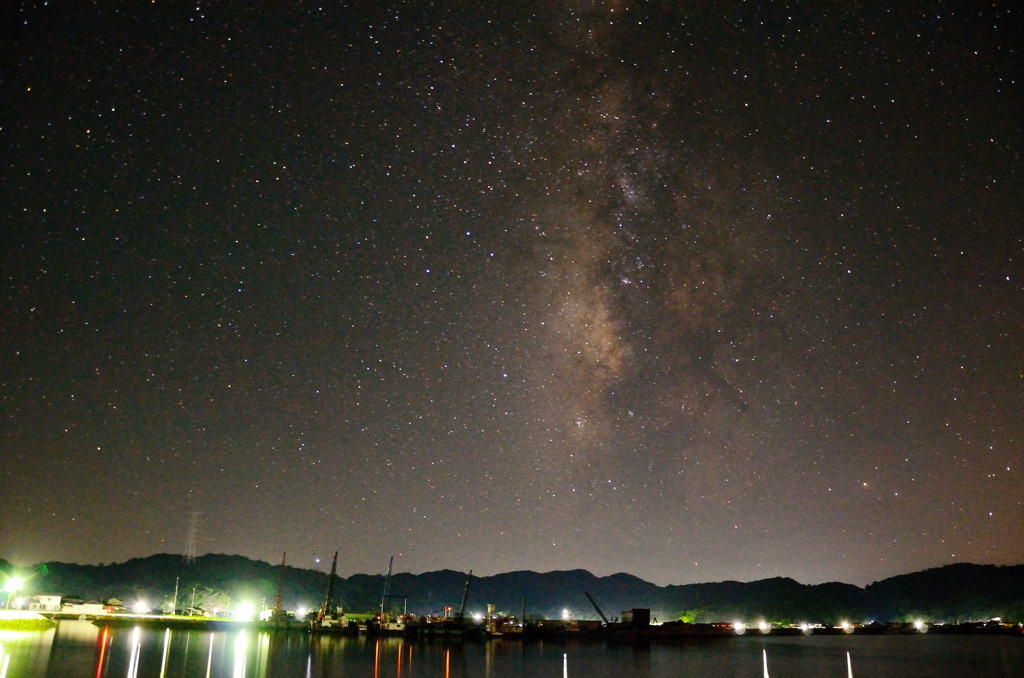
2,556,1021,623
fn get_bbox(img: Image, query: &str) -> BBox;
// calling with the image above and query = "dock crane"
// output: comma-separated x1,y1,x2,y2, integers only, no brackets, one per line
380,556,394,617
274,552,287,613
376,557,412,634
457,570,473,619
319,551,339,619
264,552,292,624
584,591,610,625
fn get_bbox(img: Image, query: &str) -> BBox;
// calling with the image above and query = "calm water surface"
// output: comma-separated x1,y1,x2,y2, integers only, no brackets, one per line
1,621,1021,677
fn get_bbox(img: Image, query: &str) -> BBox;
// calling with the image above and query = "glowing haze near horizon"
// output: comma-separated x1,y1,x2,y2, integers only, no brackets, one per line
2,2,1021,587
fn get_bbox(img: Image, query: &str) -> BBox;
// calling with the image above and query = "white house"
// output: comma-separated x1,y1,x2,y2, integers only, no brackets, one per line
28,595,62,612
62,601,110,615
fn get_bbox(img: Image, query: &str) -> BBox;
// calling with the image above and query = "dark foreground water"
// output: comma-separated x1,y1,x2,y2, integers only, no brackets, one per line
1,621,1022,677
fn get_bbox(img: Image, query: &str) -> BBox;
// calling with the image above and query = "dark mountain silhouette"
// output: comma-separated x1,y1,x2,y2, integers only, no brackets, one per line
3,555,1021,624
862,563,1024,622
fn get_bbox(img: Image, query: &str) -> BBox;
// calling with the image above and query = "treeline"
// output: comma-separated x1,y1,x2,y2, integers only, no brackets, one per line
2,555,1021,624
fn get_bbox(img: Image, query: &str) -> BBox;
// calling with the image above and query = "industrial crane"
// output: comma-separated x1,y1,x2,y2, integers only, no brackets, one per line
584,591,610,625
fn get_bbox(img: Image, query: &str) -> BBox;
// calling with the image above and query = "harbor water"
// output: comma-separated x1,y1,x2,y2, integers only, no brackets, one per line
1,620,1022,677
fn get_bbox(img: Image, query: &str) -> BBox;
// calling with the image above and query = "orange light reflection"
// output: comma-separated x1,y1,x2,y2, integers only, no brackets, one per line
94,626,111,678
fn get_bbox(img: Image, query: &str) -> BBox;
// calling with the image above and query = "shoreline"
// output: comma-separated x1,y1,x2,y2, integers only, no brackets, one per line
44,614,1020,639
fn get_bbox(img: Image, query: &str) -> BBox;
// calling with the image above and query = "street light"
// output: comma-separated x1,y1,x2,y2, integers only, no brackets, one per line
4,576,24,610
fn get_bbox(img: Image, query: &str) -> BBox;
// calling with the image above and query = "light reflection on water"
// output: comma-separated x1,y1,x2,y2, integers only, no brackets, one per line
0,621,1021,677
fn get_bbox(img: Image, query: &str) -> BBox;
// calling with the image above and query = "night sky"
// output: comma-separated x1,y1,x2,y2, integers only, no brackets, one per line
2,1,1021,588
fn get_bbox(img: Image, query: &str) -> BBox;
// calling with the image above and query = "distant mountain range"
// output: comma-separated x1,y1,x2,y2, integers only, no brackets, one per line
2,555,1021,624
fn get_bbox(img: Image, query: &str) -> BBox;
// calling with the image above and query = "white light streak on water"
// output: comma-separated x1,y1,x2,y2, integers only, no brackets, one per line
160,628,170,678
205,632,214,678
126,626,142,678
232,631,247,678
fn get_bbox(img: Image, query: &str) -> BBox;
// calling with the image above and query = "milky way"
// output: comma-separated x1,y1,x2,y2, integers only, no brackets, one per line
2,1,1020,586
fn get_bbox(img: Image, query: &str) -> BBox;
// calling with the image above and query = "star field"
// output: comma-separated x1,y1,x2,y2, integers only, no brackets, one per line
1,1,1021,586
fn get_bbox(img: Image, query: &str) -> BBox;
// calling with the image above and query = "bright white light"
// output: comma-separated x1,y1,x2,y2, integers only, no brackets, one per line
913,620,926,632
733,621,746,635
133,600,148,614
235,602,256,621
3,576,23,609
562,608,570,621
758,621,770,634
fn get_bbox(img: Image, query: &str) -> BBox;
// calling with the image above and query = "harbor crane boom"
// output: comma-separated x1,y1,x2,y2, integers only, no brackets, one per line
458,570,473,619
380,556,394,619
320,551,338,618
274,552,287,614
584,591,610,625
